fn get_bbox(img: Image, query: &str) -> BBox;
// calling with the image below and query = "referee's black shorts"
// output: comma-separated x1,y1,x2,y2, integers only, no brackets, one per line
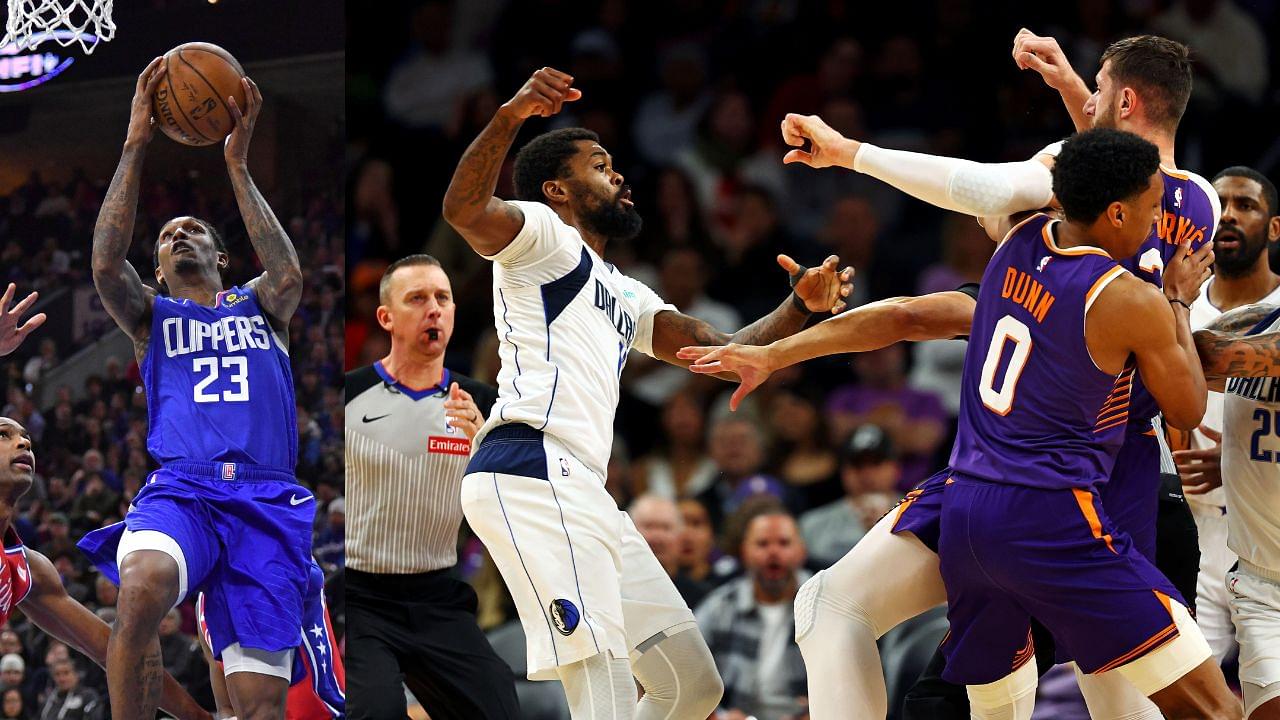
346,567,521,720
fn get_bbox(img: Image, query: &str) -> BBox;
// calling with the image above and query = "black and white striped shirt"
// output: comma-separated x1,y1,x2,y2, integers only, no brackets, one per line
344,363,497,574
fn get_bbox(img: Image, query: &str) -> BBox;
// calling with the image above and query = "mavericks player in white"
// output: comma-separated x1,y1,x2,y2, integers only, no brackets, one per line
1180,167,1280,671
442,66,852,719
1190,172,1280,720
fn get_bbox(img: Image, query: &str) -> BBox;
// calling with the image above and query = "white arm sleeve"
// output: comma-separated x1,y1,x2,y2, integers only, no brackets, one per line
852,143,1055,217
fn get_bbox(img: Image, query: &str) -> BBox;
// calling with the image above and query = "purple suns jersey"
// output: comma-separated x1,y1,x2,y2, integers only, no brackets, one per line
949,214,1131,489
141,285,298,469
1118,167,1219,430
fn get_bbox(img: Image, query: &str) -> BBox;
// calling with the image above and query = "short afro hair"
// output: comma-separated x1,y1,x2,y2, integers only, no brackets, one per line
512,127,600,203
1213,166,1279,217
1053,129,1160,224
1099,35,1192,130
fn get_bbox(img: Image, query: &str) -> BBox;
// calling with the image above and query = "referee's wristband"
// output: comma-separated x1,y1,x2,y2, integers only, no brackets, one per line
1168,298,1191,311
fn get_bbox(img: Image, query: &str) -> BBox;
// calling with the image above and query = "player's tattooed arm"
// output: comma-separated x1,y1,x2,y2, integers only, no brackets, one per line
20,549,213,720
94,59,169,357
444,67,581,257
1194,327,1280,393
224,77,303,328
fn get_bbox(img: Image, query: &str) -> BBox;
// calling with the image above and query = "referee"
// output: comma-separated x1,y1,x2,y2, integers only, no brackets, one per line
345,254,519,720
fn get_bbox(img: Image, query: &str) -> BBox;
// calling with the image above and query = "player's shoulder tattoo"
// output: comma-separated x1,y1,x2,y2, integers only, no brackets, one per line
1203,303,1278,334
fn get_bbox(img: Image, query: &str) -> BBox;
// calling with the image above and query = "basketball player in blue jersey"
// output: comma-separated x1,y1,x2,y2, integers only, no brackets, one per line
77,58,311,720
442,66,851,719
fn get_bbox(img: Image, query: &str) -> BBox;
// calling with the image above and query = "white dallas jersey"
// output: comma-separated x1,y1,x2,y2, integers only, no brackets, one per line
1189,278,1280,508
1220,304,1280,572
475,201,675,479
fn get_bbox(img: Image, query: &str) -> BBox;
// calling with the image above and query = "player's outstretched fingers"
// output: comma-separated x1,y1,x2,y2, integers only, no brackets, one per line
16,313,46,338
675,345,722,362
9,290,39,319
0,283,15,315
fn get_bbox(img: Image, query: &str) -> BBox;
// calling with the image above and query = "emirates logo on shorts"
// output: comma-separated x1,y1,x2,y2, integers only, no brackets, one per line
428,436,470,456
550,599,580,636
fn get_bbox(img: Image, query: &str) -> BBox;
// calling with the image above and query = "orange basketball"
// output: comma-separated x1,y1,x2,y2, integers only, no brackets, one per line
151,42,247,147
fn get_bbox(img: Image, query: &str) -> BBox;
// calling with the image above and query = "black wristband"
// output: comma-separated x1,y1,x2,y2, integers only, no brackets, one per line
791,292,812,315
1169,298,1191,311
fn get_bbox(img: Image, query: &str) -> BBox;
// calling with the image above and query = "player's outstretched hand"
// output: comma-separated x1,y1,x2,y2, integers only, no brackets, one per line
225,77,263,165
1163,238,1214,307
676,343,776,411
127,57,166,146
780,113,858,170
784,254,854,314
444,382,485,440
1011,29,1080,92
502,67,582,120
1175,425,1223,494
0,284,46,358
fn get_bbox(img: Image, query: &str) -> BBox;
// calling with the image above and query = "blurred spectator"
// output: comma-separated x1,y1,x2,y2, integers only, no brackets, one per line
381,0,494,132
1151,0,1269,106
916,214,992,296
158,609,211,708
36,661,101,720
630,393,717,500
633,44,712,167
800,424,901,567
696,416,787,529
626,247,739,408
0,655,34,715
20,341,56,388
629,495,710,608
769,389,839,510
695,501,808,720
315,497,345,572
0,687,30,720
825,344,947,490
706,185,798,320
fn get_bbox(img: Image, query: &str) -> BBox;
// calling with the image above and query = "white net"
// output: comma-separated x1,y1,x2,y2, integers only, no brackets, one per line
2,0,115,55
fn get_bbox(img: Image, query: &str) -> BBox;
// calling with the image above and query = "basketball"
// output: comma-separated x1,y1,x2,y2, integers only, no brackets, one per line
151,42,247,146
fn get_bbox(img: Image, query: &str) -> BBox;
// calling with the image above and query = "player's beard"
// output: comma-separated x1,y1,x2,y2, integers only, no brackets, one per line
577,189,643,241
1213,225,1267,278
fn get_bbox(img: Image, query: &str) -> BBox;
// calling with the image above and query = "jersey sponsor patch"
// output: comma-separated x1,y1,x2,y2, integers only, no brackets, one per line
550,598,580,635
427,436,470,456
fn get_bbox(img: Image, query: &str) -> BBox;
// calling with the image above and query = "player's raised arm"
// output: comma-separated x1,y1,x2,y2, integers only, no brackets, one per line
780,113,1055,228
1011,28,1093,133
224,76,304,328
92,58,165,343
1193,306,1280,391
677,290,977,410
443,67,582,257
18,549,212,720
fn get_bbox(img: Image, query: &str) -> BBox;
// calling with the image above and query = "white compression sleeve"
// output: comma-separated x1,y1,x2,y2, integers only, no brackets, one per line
632,625,724,720
967,660,1039,720
795,510,948,719
852,143,1054,217
556,652,636,720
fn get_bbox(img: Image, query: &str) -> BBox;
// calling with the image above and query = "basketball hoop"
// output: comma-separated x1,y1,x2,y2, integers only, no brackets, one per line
2,0,115,55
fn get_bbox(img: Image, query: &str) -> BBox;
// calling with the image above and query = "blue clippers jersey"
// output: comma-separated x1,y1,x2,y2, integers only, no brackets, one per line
142,286,298,469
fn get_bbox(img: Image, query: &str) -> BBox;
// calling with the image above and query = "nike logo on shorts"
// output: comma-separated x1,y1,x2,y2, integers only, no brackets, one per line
362,414,390,423
290,494,312,506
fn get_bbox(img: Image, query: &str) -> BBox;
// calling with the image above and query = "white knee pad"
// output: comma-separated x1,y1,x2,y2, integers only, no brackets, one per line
632,624,723,720
1114,601,1211,697
967,659,1039,720
794,570,823,641
222,643,293,680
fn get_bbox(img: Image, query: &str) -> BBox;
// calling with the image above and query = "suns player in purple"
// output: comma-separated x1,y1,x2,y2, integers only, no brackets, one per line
687,33,1218,720
77,58,311,720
